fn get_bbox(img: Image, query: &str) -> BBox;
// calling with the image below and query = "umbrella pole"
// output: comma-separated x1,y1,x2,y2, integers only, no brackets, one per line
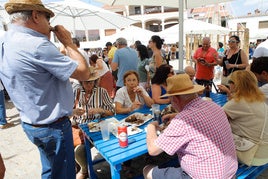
178,0,184,71
73,17,76,37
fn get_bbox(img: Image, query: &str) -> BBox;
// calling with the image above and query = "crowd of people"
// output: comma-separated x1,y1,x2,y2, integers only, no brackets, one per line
1,0,268,179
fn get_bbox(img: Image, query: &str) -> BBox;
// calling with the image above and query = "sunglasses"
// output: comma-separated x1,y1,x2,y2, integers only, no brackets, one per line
38,11,51,22
228,40,237,43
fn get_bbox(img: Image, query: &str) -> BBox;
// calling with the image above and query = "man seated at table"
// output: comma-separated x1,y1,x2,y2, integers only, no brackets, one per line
144,74,237,179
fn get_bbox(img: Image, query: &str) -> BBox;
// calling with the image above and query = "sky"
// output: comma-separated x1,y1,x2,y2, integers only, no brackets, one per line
1,0,268,17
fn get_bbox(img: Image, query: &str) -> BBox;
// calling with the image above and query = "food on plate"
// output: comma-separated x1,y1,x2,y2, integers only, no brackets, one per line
87,122,100,131
125,114,144,125
161,104,177,117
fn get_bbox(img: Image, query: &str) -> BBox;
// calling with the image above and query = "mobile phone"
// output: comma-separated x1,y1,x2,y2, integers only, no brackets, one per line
224,61,229,65
199,58,205,63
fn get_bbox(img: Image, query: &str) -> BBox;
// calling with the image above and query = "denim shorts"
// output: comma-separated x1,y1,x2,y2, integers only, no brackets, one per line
152,166,192,179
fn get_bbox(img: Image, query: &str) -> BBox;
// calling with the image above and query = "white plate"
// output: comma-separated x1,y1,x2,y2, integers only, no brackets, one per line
87,122,100,132
120,112,153,126
112,126,143,138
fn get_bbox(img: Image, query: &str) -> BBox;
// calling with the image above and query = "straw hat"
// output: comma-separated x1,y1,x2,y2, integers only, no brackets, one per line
5,0,55,17
161,74,204,98
86,66,99,81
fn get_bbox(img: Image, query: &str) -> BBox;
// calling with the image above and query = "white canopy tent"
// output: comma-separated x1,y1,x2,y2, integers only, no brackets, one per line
95,0,233,70
102,26,155,45
158,19,230,44
45,0,137,36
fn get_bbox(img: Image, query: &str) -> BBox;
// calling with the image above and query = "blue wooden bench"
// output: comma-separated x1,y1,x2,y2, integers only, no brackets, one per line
236,162,268,179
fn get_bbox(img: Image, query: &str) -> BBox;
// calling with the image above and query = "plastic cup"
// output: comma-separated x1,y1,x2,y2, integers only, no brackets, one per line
152,104,160,118
100,121,110,141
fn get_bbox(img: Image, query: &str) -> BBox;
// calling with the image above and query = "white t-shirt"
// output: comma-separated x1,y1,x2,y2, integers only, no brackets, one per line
114,86,149,108
253,39,268,58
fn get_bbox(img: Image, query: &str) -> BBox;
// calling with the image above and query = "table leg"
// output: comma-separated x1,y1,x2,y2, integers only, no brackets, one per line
111,164,121,179
84,138,97,179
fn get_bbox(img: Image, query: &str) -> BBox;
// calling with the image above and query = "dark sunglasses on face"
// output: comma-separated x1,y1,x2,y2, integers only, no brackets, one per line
228,40,237,43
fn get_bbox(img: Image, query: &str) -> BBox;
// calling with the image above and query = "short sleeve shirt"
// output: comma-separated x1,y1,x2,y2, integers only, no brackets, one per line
114,86,149,108
0,24,78,124
193,47,218,80
155,98,237,179
253,39,268,58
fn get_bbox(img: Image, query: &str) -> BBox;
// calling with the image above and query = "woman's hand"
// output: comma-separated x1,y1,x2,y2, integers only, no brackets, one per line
73,108,85,116
88,108,104,115
133,86,144,96
130,101,142,111
217,85,230,94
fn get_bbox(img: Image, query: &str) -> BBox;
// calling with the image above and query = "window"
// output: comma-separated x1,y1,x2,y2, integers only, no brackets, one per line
134,6,141,14
259,21,268,29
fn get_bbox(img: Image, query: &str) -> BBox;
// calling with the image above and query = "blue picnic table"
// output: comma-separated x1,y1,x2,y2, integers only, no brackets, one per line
79,93,227,179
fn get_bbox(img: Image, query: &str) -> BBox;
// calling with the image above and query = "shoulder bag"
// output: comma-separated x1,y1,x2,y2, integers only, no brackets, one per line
233,103,267,166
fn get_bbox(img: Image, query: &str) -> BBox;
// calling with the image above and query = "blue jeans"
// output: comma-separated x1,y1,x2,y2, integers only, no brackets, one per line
0,90,7,125
22,118,76,179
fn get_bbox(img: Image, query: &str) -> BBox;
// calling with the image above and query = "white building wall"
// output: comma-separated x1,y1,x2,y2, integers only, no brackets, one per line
227,15,268,41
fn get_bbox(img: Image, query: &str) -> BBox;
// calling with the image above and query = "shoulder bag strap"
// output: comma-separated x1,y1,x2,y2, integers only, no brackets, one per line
260,103,267,140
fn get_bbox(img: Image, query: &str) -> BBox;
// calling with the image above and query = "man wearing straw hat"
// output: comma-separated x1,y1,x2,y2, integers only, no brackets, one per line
144,74,237,179
0,0,90,178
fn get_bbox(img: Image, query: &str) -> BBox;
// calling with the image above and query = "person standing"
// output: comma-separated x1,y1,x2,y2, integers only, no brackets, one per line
252,38,268,60
106,41,118,81
217,35,249,86
148,35,166,79
0,81,12,129
111,37,139,90
144,74,237,179
193,37,218,87
0,0,90,178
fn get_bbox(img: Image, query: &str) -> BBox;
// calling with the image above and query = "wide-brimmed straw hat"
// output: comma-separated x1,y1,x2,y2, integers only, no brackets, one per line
5,0,55,17
85,66,99,81
161,74,204,98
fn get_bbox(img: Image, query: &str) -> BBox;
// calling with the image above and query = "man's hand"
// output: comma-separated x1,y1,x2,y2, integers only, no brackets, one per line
52,25,73,47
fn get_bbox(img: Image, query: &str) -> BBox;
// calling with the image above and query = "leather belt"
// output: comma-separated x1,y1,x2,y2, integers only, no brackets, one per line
25,116,68,127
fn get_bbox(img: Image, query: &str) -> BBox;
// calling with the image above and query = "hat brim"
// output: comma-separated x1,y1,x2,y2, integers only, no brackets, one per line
86,76,99,81
5,3,55,17
160,85,205,98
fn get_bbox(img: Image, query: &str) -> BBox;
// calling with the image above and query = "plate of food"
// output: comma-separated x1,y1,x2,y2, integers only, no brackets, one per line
121,112,153,126
87,122,100,132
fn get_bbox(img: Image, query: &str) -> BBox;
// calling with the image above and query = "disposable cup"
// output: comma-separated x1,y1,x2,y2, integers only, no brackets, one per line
152,104,160,118
100,121,110,141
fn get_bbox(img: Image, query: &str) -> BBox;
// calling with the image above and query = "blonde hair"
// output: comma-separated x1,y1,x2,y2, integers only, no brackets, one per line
230,70,265,102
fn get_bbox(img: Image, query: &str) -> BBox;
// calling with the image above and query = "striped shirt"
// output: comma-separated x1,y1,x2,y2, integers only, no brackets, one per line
75,87,115,123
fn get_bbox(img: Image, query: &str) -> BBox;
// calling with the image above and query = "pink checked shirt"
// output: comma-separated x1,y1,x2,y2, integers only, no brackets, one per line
155,97,237,179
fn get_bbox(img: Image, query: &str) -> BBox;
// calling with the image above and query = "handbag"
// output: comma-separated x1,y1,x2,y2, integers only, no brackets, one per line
72,125,84,147
233,103,267,166
72,89,84,147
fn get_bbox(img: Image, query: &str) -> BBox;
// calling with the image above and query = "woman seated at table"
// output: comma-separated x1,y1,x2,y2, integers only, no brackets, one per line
150,64,174,104
218,70,268,166
72,67,115,179
114,70,154,114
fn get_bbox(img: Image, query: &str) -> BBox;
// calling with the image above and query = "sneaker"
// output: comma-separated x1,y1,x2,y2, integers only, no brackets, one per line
0,123,14,129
